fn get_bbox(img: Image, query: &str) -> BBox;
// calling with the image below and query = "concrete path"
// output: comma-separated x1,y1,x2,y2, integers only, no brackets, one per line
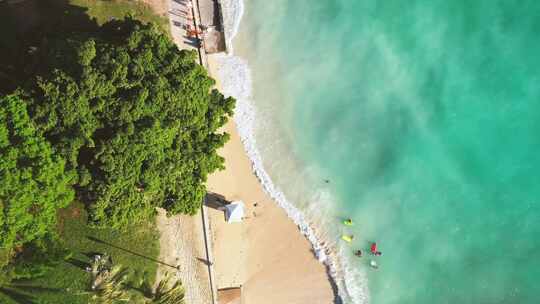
168,0,199,51
154,1,217,304
155,208,213,304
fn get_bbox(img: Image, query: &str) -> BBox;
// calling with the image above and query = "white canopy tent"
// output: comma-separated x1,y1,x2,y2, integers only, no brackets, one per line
224,201,245,223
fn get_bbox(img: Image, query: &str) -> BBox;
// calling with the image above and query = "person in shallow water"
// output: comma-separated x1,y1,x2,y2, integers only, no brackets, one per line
344,218,353,225
370,242,382,255
354,250,362,257
370,242,377,254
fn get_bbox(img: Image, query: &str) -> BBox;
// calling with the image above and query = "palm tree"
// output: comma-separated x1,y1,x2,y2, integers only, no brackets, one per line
151,274,186,304
87,254,185,304
90,265,131,304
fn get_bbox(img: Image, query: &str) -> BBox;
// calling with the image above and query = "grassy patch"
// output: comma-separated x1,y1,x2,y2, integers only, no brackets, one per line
68,0,170,35
0,202,160,304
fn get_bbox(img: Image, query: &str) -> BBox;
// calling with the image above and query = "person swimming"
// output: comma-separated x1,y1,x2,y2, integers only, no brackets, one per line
370,260,379,269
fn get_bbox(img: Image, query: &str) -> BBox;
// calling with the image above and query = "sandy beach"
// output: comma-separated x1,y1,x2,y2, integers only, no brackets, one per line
156,0,335,302
155,208,213,304
205,55,335,303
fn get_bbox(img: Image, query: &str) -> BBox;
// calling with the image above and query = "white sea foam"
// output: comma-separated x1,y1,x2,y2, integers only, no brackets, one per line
216,0,329,263
219,0,244,54
214,1,369,303
340,246,371,304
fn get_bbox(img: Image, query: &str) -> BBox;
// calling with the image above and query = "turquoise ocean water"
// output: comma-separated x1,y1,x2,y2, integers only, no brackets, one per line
227,1,540,303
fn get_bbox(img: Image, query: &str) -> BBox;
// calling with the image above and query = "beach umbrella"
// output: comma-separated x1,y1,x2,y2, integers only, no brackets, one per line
225,201,245,223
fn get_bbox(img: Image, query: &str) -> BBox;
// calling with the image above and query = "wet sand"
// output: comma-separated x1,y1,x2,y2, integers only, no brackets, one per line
206,54,335,304
160,1,335,301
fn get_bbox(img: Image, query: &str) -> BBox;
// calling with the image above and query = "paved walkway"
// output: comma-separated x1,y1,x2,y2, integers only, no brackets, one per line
168,0,200,52
169,0,223,64
155,209,213,304
159,1,217,304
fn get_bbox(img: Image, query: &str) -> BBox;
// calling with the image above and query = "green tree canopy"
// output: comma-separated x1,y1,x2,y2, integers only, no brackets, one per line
26,18,234,228
0,94,74,250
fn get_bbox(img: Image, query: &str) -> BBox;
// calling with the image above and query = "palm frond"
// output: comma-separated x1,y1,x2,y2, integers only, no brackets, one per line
152,274,185,304
91,265,131,304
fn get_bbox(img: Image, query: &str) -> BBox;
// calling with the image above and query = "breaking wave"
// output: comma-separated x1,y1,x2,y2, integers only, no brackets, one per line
211,0,369,302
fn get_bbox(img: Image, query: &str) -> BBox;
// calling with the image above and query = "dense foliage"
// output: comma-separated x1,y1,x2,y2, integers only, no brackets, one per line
0,235,70,286
0,16,232,293
0,94,74,250
25,18,234,227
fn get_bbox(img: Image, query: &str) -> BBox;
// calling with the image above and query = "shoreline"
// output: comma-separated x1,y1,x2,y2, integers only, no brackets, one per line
208,2,371,303
205,54,337,303
162,0,340,302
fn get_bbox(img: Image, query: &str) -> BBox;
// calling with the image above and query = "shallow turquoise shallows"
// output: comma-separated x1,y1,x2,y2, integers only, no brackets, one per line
234,1,540,303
